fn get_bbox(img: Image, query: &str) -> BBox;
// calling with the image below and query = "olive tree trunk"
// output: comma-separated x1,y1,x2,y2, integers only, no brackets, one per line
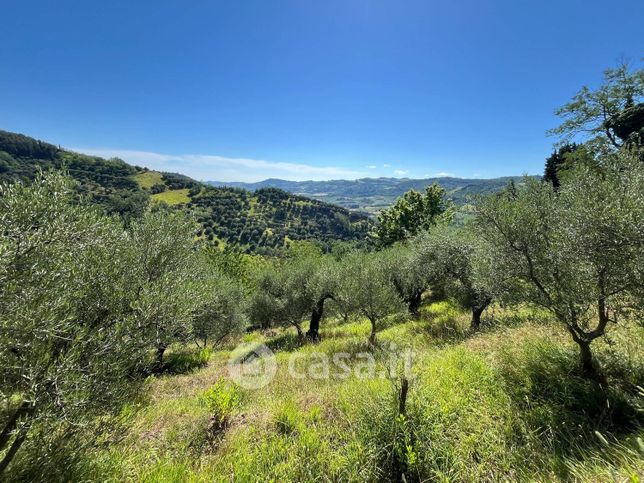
408,290,423,318
368,318,377,346
0,402,34,476
154,343,167,374
470,297,492,330
306,295,333,341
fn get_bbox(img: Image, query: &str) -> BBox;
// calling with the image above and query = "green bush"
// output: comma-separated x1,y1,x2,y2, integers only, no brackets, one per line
201,379,241,431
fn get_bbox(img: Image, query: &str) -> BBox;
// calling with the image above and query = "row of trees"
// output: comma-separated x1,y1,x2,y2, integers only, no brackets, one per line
246,227,492,346
0,172,246,474
246,143,642,379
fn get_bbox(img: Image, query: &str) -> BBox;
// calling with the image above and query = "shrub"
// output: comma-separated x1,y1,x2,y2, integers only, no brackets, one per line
201,379,242,433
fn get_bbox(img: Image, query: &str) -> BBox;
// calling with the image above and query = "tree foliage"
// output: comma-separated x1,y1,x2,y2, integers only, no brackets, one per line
375,184,452,246
543,143,579,188
475,149,644,377
338,251,404,345
548,63,644,149
0,172,247,474
247,244,339,339
381,243,429,317
126,209,205,371
416,226,496,329
192,267,246,348
0,172,146,473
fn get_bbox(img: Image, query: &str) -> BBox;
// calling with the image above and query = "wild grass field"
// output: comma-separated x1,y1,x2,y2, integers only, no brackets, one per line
152,188,192,205
16,301,642,482
133,171,165,189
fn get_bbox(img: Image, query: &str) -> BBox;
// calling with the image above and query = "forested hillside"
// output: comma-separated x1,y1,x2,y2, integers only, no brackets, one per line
209,175,535,214
0,130,372,254
0,130,149,218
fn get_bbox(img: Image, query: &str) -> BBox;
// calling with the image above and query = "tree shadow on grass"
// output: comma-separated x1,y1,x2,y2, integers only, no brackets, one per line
419,301,555,346
265,331,305,353
419,300,470,344
163,347,212,375
498,338,643,478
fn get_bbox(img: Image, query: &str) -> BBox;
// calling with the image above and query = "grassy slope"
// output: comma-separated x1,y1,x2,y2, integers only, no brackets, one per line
152,188,191,205
66,303,643,482
133,171,164,189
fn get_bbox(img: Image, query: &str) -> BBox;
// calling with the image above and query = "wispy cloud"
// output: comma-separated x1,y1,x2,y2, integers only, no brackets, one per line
394,169,409,176
433,171,454,177
382,163,391,168
367,165,377,169
73,148,366,182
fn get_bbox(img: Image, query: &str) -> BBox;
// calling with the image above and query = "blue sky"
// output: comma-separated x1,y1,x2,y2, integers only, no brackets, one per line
1,0,642,182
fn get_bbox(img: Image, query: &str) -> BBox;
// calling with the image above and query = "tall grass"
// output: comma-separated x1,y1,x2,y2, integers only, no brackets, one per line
8,304,641,482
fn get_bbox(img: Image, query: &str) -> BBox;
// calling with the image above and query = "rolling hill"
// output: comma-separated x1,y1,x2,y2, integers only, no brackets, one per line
209,175,536,214
0,130,372,254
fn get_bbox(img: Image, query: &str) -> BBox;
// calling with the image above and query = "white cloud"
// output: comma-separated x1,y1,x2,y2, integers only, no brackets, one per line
72,148,366,182
394,169,409,176
433,171,455,177
367,165,377,169
382,163,391,168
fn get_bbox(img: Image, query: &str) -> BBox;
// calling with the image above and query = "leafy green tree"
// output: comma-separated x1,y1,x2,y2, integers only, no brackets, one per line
303,256,339,340
543,143,578,188
416,226,496,329
548,63,643,149
248,263,311,337
375,184,452,246
127,209,202,372
382,243,429,317
247,245,338,340
338,251,404,345
192,267,246,347
475,149,643,378
0,172,144,474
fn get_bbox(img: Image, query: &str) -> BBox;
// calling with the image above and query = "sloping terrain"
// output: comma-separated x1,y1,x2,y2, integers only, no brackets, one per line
30,302,642,481
0,130,372,254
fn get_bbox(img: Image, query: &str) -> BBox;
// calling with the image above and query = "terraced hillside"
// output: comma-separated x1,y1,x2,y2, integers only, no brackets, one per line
0,130,372,254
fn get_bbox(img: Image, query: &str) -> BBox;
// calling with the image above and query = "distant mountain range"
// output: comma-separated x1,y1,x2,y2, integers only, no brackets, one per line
208,176,537,214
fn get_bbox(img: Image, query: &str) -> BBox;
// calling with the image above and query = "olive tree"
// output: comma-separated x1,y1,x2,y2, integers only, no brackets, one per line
475,149,643,378
382,243,429,318
338,251,404,345
416,227,496,330
303,255,339,340
191,267,247,347
248,263,310,338
0,172,145,474
247,251,338,340
127,209,203,372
